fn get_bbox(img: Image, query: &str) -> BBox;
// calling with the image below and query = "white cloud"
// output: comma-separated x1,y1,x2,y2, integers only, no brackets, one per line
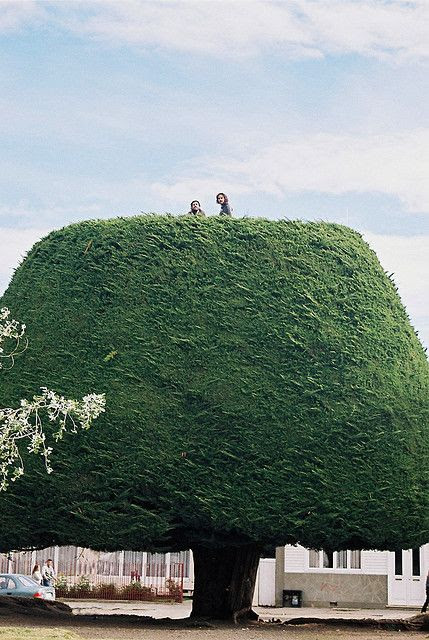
2,0,429,61
0,227,51,296
363,231,429,347
2,128,429,224
0,0,43,32
153,129,429,214
298,0,429,62
48,0,317,59
150,177,253,210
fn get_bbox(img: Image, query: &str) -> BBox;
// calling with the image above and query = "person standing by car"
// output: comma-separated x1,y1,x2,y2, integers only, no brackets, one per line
216,193,232,216
41,559,56,587
31,563,42,585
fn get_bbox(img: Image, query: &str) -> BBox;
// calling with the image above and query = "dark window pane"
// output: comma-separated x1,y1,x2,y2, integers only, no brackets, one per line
395,550,402,576
412,548,421,577
323,551,333,568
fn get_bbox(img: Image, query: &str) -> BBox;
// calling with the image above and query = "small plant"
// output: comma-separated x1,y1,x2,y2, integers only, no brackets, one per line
76,575,92,593
93,582,118,598
120,582,155,600
166,578,182,602
54,574,69,591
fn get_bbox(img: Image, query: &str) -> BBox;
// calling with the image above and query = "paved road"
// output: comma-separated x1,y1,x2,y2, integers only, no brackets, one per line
64,599,420,621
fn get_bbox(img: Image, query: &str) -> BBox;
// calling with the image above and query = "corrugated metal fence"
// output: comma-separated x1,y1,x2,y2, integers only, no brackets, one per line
0,547,186,602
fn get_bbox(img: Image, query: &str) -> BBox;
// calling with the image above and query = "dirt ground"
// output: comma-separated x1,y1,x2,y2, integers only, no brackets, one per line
0,599,426,640
0,616,426,640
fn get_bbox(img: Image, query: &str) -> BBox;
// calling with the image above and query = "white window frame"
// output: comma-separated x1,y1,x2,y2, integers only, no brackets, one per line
307,549,362,573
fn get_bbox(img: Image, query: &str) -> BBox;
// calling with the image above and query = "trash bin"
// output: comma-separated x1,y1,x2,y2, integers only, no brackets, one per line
283,589,302,607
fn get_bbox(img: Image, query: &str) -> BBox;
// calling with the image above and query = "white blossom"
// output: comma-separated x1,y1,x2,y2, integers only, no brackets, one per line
0,308,105,491
0,307,27,369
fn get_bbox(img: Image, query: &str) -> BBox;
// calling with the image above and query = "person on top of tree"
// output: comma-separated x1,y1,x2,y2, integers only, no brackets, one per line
216,193,232,216
188,200,205,216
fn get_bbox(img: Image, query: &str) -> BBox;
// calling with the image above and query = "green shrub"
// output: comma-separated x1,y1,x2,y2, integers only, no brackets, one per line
75,575,92,593
92,582,118,598
54,574,69,591
166,578,182,601
120,582,155,600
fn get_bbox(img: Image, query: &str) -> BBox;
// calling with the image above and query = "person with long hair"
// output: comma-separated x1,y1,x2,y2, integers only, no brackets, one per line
31,563,42,585
216,193,232,216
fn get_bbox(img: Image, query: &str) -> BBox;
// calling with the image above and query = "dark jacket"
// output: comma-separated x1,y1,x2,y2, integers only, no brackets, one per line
219,203,232,216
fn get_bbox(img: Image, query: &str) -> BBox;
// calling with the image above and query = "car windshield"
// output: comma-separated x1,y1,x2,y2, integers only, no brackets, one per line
18,576,38,587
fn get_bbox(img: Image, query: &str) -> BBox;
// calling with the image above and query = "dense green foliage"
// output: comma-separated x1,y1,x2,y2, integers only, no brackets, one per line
0,215,428,553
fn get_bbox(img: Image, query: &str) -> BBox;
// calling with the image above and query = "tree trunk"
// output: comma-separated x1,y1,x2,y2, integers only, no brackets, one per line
190,543,261,622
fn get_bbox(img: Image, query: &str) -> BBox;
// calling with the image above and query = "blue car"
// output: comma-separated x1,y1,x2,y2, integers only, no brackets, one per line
0,573,55,601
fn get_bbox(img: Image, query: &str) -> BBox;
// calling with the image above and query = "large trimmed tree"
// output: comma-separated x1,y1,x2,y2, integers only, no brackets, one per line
0,215,428,620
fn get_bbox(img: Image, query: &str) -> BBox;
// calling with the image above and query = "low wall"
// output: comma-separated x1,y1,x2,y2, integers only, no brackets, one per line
282,572,388,608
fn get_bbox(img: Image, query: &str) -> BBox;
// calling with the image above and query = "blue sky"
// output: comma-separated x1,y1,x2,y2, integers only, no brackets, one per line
0,0,428,348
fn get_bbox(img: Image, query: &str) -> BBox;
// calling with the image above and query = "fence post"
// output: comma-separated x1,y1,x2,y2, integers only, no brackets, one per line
54,546,60,575
119,550,124,579
166,553,171,580
7,553,13,574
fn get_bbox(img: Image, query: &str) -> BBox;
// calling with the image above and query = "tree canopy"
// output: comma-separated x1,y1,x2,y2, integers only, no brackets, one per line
0,215,428,555
0,306,105,491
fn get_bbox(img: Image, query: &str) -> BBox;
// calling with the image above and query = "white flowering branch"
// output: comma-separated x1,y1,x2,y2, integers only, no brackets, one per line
0,308,105,491
0,307,27,370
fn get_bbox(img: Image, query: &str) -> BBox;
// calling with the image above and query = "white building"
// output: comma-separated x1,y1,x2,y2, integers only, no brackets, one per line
267,543,429,608
4,543,428,609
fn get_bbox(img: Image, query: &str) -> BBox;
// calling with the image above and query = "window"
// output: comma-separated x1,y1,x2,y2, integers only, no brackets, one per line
323,551,333,568
18,576,37,587
309,549,320,568
412,548,421,577
336,550,347,569
395,550,403,576
350,550,361,569
3,578,16,590
308,550,361,570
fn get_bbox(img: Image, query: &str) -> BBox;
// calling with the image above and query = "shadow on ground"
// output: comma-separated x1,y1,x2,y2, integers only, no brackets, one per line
0,596,428,632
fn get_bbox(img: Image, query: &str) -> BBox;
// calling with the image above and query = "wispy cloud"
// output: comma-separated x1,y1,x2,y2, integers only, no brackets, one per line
2,127,429,229
0,0,43,32
3,0,429,62
151,129,429,214
0,227,50,296
363,231,429,347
